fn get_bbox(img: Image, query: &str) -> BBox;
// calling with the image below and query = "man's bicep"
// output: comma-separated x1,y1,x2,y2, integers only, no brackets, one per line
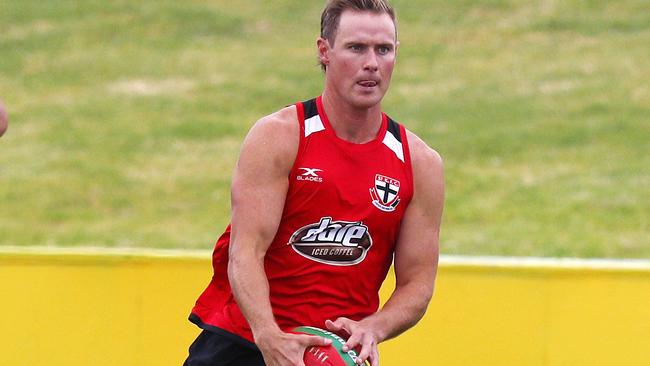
230,166,287,251
393,203,440,288
394,146,444,286
230,113,299,254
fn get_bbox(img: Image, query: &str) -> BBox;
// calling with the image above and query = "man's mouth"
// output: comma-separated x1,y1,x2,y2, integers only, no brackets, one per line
357,80,378,87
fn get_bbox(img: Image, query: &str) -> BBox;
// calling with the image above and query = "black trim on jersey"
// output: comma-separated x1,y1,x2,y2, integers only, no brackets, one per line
386,117,402,143
189,313,260,351
302,97,404,144
302,98,319,120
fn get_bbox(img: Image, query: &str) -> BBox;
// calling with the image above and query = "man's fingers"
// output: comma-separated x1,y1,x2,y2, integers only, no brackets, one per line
369,347,379,366
356,346,370,365
326,317,354,336
342,332,361,352
301,334,332,347
354,335,375,365
325,317,377,365
325,319,340,331
354,349,378,365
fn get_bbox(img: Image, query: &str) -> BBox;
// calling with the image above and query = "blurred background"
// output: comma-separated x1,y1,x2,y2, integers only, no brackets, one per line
1,0,649,257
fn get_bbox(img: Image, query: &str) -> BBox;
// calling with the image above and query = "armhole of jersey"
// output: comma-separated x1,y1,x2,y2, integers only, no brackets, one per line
289,101,307,178
400,124,415,202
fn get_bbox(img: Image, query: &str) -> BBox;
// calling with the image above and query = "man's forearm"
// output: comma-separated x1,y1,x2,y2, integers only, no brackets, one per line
227,250,280,340
365,279,434,342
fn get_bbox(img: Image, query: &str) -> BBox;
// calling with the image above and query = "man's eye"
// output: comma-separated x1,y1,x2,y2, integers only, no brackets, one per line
378,46,391,55
350,45,362,51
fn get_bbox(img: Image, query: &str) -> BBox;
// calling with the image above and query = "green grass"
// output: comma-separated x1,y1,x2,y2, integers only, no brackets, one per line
1,0,648,257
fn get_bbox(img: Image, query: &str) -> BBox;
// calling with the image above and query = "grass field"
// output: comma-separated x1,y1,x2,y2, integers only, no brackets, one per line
1,0,648,258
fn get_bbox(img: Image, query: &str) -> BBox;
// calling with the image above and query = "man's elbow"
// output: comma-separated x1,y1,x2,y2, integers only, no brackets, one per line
412,280,436,320
399,281,434,326
227,243,262,279
417,288,434,319
404,295,432,331
227,249,246,281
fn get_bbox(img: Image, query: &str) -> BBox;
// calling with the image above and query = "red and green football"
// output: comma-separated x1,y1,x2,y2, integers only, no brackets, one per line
294,326,366,366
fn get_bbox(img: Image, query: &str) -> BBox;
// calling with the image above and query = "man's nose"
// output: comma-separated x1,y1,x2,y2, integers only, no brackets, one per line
363,51,379,72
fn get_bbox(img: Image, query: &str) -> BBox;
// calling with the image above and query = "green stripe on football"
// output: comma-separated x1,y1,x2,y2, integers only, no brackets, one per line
293,326,361,366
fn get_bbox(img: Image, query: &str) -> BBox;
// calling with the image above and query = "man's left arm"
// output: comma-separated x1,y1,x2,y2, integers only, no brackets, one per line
326,133,444,365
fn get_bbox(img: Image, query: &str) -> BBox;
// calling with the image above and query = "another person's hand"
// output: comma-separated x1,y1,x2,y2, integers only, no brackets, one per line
326,317,379,366
0,99,7,137
256,328,332,366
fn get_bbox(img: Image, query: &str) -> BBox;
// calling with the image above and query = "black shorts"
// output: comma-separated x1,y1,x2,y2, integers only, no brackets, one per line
183,329,265,366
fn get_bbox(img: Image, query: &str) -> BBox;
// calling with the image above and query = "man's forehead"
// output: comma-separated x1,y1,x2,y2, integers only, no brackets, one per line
336,10,396,43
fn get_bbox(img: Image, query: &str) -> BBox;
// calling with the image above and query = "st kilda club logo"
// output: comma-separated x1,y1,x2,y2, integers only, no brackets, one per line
288,217,373,266
370,174,401,212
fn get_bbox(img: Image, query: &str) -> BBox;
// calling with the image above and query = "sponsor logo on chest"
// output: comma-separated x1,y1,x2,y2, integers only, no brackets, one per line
288,217,373,266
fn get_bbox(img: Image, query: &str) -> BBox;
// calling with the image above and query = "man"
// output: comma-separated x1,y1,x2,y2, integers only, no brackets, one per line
0,99,7,137
185,1,444,365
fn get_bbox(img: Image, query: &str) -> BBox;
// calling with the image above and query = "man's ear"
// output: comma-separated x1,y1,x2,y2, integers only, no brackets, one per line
317,37,331,67
395,40,400,62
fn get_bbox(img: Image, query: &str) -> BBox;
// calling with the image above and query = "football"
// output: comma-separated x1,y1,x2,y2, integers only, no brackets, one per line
293,326,365,366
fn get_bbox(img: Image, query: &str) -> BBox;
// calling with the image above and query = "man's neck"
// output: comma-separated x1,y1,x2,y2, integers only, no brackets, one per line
321,91,383,144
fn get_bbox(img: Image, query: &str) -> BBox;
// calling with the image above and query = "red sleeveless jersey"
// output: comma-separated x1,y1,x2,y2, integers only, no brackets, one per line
190,96,414,343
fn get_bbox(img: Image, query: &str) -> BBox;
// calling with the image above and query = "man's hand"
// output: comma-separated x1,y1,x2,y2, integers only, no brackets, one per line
325,318,378,366
256,329,332,366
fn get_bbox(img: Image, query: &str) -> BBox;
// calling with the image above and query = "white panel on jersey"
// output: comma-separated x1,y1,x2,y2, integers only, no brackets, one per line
382,131,405,162
305,115,326,137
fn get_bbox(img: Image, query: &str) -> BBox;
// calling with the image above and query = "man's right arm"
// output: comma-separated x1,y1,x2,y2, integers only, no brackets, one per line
227,106,331,366
0,99,8,137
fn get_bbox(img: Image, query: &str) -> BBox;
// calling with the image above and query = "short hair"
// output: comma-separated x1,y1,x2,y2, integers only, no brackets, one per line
319,0,397,71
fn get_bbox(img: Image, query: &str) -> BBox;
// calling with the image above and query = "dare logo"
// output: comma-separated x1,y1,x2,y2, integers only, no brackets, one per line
288,217,373,266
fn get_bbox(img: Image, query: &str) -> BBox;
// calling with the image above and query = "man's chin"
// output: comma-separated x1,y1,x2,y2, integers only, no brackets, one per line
348,92,384,109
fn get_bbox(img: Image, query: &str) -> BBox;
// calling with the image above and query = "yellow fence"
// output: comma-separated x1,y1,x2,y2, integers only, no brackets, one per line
1,247,649,365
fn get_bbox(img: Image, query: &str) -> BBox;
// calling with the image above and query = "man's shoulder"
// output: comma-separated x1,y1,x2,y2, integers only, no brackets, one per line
405,129,443,169
241,104,300,172
254,105,299,134
404,130,444,206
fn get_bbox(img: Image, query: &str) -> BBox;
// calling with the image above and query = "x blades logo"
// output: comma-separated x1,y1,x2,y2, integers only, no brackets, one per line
297,167,323,183
370,174,401,212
